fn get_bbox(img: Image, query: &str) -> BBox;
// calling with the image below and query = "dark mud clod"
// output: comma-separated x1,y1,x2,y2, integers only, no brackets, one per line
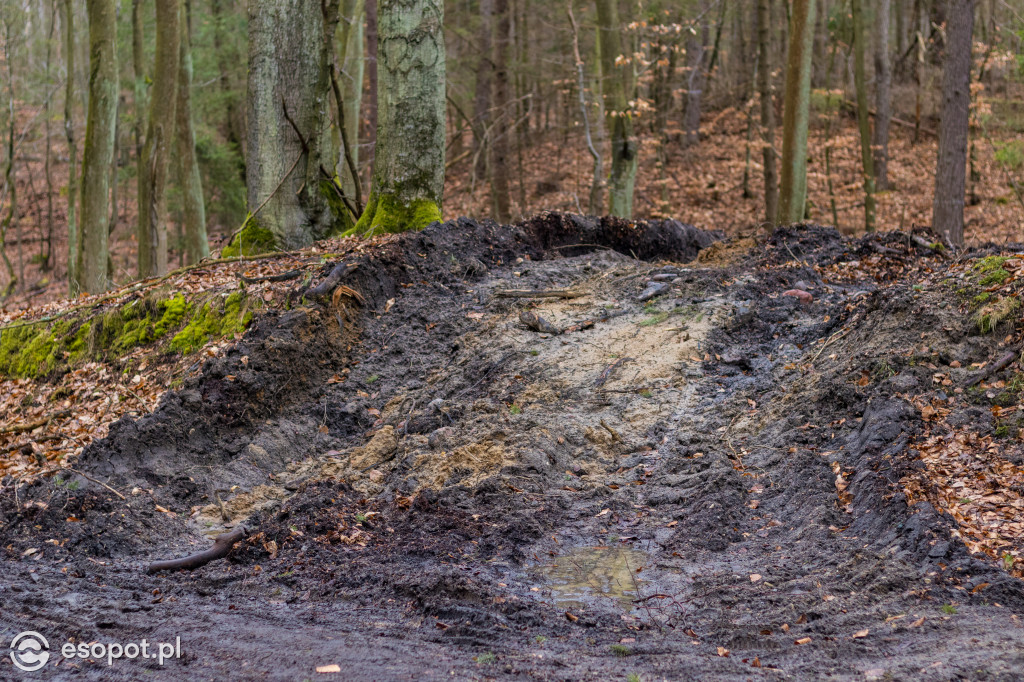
146,525,248,575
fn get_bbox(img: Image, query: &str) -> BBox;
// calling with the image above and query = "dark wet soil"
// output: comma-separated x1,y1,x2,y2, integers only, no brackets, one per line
3,215,1024,681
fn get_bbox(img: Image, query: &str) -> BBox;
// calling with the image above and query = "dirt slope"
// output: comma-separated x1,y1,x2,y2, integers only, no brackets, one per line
3,215,1024,681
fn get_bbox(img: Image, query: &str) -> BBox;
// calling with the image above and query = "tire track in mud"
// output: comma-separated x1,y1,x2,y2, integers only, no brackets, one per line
3,219,1024,680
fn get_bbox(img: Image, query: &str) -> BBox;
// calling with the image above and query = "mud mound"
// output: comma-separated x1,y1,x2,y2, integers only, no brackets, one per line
3,218,1024,681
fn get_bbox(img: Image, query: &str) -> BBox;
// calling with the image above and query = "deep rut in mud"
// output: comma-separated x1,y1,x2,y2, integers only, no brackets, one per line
3,215,1024,680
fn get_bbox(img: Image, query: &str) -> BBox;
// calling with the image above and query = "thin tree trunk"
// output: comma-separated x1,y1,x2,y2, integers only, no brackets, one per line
777,0,816,224
210,0,245,160
0,19,16,297
78,0,118,293
757,0,778,225
852,0,876,231
595,0,637,217
472,0,493,179
132,0,146,161
137,0,180,277
873,0,892,190
63,0,78,293
43,0,56,271
567,1,601,214
683,4,709,148
933,0,975,247
490,0,511,222
352,0,445,234
175,0,208,265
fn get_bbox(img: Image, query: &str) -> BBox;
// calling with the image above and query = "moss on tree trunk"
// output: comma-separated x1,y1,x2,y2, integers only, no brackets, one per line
350,0,445,236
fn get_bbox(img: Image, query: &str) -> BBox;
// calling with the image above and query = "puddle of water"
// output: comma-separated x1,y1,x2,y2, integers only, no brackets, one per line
534,546,648,610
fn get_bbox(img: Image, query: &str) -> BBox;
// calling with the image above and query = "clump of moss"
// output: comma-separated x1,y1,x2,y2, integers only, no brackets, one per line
169,292,252,354
347,192,441,236
976,296,1021,334
0,291,253,378
0,324,59,378
973,256,1011,287
222,215,277,257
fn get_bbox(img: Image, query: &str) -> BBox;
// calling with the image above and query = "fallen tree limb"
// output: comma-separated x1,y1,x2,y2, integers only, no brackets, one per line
239,269,303,284
495,288,585,299
146,525,247,575
519,310,561,334
0,409,70,435
306,262,359,301
966,348,1020,388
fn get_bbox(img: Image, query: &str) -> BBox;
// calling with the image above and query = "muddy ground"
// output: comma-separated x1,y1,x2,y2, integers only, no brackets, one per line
3,214,1024,680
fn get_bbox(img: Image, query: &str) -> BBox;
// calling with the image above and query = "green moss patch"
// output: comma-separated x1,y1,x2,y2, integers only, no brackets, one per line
973,256,1012,287
169,292,252,354
348,192,442,236
0,292,253,378
222,215,278,258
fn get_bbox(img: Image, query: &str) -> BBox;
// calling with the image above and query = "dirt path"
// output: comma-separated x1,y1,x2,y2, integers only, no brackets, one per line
3,216,1024,680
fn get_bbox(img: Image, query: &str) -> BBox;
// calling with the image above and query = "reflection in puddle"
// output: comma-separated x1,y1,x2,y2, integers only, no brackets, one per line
534,546,648,609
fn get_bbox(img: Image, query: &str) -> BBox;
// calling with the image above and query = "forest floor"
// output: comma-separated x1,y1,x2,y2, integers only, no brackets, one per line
3,215,1024,679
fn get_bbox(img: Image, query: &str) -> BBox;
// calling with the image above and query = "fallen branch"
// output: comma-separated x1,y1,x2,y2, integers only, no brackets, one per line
306,262,359,300
239,269,303,284
0,409,70,435
519,310,561,334
146,525,247,575
495,288,586,299
966,348,1020,388
595,357,632,387
908,234,952,259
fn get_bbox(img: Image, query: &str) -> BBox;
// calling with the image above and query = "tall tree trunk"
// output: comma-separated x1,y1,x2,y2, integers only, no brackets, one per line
352,0,445,234
567,1,601,214
137,0,180,277
63,0,78,293
595,0,637,217
365,0,379,164
242,0,342,252
932,0,975,247
777,0,816,224
336,0,365,221
757,0,778,225
490,0,511,222
873,0,892,190
211,0,245,161
852,0,876,231
132,0,146,161
683,4,709,148
78,0,118,293
471,0,493,179
175,0,208,264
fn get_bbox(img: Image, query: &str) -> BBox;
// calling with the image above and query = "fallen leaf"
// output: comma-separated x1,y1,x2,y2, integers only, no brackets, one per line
794,637,812,645
750,573,761,583
852,629,869,639
716,647,730,657
595,508,610,517
910,616,926,627
316,664,341,674
564,611,578,622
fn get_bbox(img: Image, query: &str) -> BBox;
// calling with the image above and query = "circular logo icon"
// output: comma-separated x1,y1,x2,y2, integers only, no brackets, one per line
10,631,49,672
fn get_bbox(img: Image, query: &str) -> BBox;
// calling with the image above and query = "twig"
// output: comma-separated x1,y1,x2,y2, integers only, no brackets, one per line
595,357,632,387
146,525,248,574
495,288,586,299
66,468,126,500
